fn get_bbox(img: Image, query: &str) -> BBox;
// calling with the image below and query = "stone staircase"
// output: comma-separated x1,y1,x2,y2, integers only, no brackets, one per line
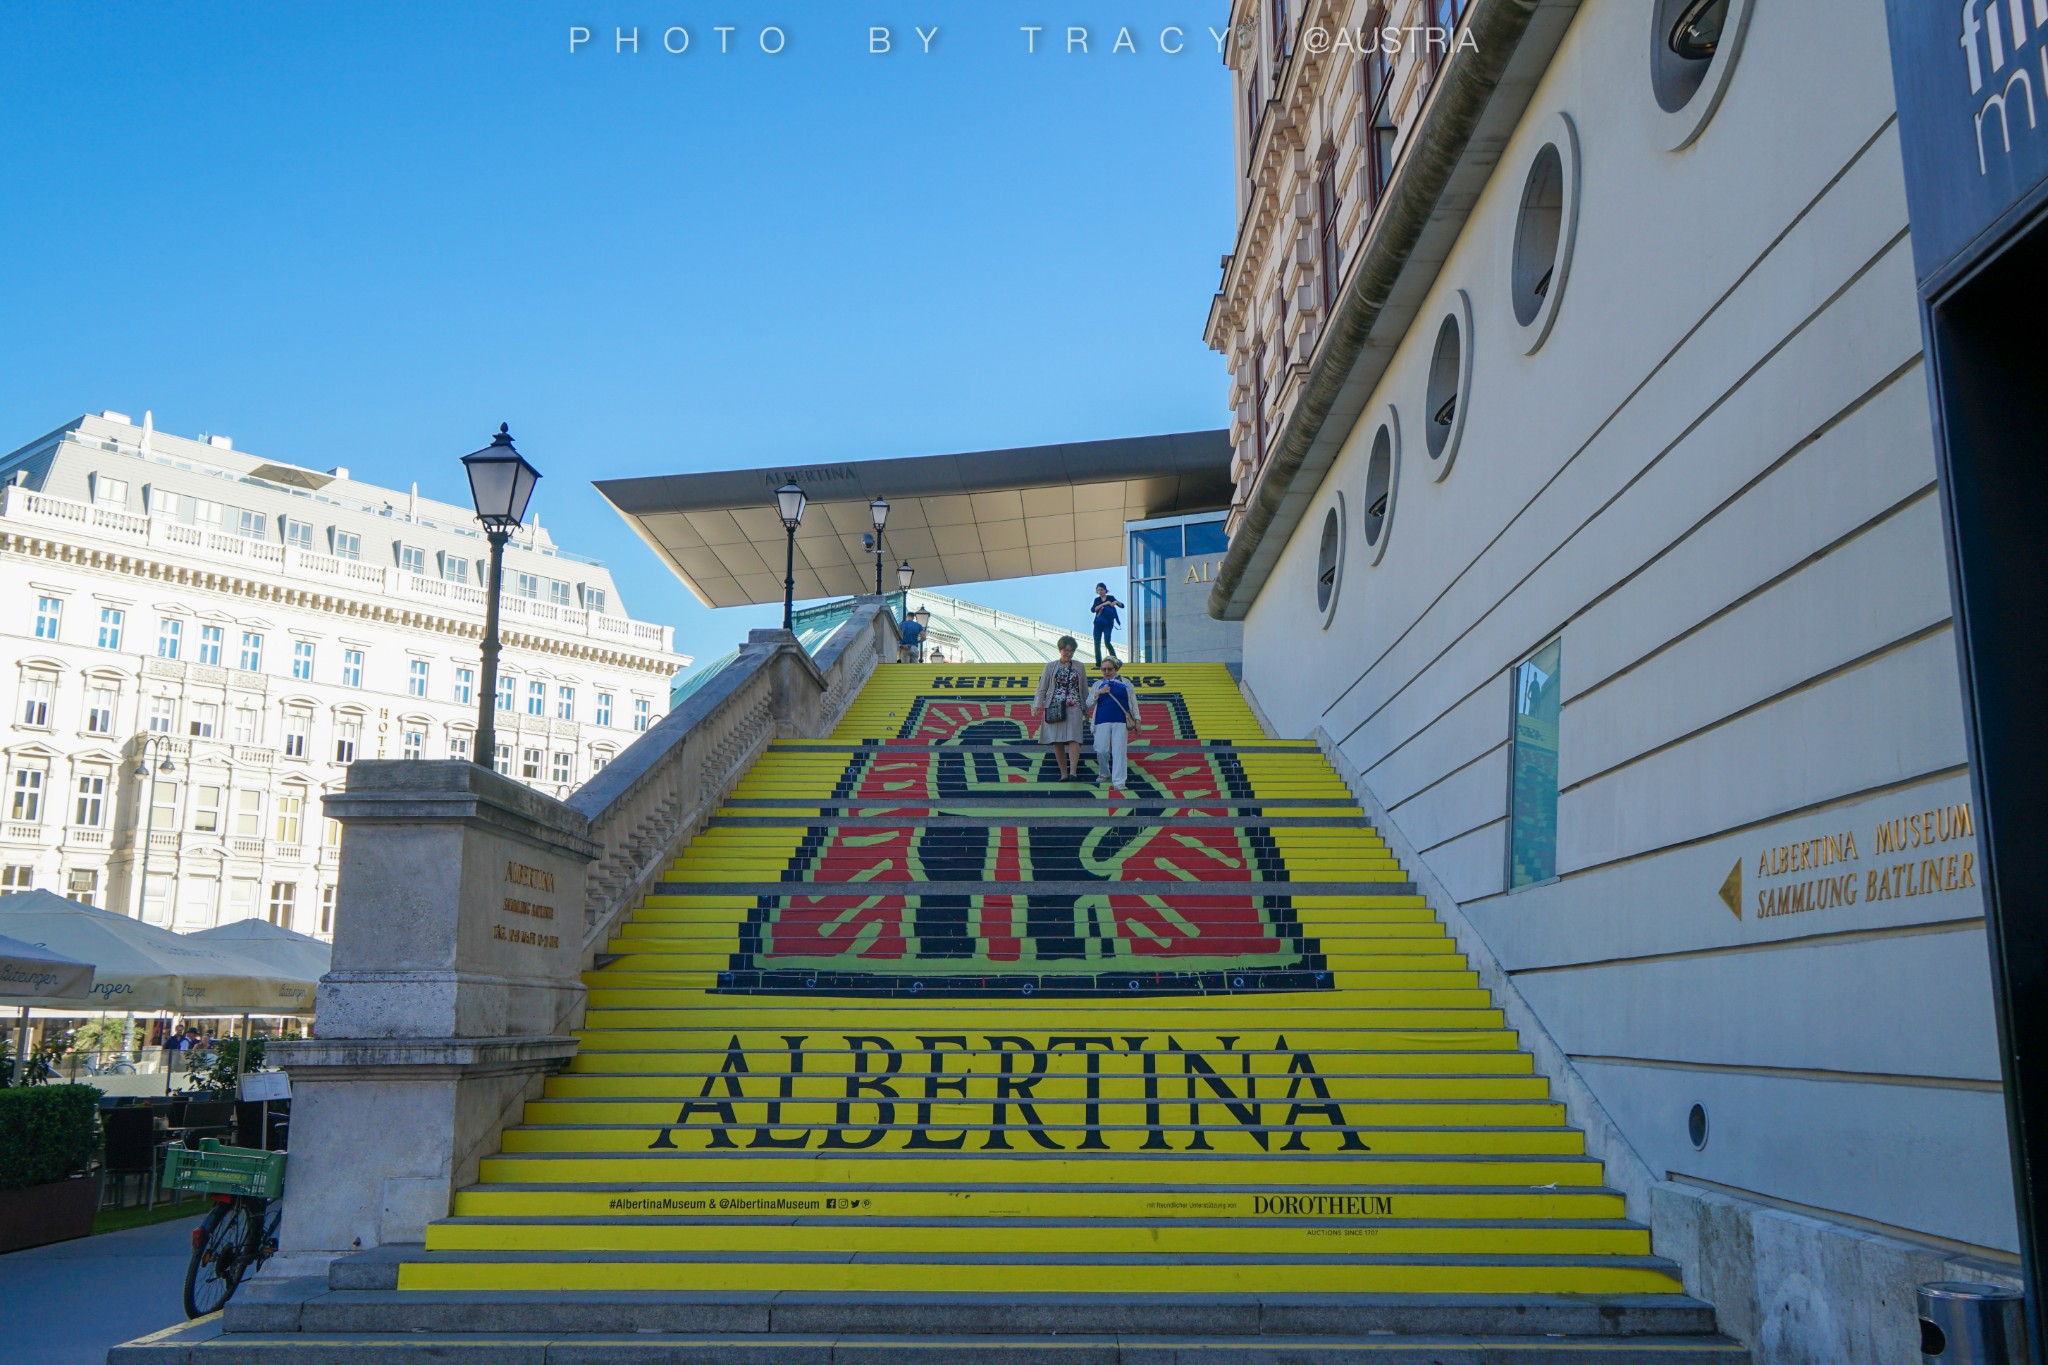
119,663,1746,1361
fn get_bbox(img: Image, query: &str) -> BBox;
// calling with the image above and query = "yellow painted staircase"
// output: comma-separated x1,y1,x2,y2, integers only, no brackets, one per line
126,663,1746,1361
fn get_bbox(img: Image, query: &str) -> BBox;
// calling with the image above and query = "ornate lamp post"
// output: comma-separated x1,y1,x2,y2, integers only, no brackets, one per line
776,482,807,631
462,424,541,770
869,498,890,595
132,734,176,923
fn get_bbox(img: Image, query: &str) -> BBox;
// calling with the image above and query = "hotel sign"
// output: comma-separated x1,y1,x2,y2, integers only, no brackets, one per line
1886,1,2048,281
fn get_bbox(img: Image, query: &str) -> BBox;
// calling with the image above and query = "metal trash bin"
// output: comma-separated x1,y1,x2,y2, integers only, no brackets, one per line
1919,1282,2031,1364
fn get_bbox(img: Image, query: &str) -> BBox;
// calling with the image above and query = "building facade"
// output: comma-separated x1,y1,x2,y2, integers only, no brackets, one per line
1127,513,1241,665
1207,0,2014,1358
0,412,687,939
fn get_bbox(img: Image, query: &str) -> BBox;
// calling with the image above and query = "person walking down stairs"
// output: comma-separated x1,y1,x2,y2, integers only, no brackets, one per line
1085,656,1140,793
1031,635,1086,781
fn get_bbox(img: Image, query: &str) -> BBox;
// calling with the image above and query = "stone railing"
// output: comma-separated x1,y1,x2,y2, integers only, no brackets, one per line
269,600,898,1275
567,598,898,955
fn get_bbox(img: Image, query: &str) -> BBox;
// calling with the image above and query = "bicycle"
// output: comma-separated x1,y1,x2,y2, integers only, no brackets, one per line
163,1138,287,1318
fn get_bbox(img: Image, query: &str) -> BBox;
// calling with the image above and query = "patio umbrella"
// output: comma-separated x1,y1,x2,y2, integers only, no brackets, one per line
0,929,94,1000
187,918,330,989
0,890,316,1014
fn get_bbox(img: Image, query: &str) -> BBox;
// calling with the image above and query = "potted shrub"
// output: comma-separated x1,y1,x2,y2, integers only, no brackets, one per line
0,1084,102,1252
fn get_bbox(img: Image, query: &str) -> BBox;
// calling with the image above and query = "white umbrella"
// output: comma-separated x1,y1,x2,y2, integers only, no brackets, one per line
0,890,316,1014
0,929,94,1000
187,918,330,988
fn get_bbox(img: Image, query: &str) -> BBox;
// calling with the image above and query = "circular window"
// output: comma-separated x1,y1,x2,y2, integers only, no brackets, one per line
1361,411,1399,566
1650,0,1753,150
1424,290,1473,480
1509,112,1581,355
1688,1103,1710,1151
1315,496,1346,626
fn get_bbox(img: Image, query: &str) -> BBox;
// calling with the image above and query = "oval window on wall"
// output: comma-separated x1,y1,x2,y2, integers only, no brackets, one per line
1509,112,1581,356
1315,495,1346,627
1649,0,1754,150
1362,411,1400,566
1424,290,1474,480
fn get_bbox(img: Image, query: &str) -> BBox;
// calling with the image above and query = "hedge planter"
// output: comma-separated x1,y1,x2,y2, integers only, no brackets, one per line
0,1173,97,1253
0,1084,102,1251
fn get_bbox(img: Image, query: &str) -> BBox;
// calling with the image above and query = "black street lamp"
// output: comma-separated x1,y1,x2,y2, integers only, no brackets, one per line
132,734,176,923
869,497,890,595
776,482,807,631
462,424,541,770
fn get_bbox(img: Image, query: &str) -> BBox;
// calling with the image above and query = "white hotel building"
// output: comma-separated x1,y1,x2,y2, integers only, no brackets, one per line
0,411,687,939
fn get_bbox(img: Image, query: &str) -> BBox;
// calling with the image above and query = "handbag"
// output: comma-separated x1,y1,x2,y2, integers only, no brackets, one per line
1044,665,1077,723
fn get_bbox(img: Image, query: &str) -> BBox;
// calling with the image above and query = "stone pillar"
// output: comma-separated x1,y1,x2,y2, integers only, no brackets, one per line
267,761,599,1273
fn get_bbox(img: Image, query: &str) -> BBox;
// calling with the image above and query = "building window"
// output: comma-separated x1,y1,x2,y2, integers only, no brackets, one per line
34,596,62,640
157,618,182,659
582,586,607,615
193,785,223,834
591,750,611,773
493,743,511,776
324,816,342,848
73,772,106,826
148,696,176,734
335,717,361,764
86,685,117,735
239,631,264,672
1508,640,1563,890
398,544,427,576
549,580,571,607
199,624,224,666
551,751,573,784
232,706,260,744
408,659,429,698
1316,153,1341,314
633,698,651,732
556,685,575,721
319,884,337,935
526,680,545,717
189,702,219,739
496,675,515,713
342,649,364,688
267,881,296,928
1269,0,1289,58
234,789,264,837
402,728,425,760
234,508,265,540
284,518,314,551
283,710,310,759
596,692,613,727
454,667,474,705
293,640,315,680
449,732,472,762
97,607,124,650
1363,44,1397,211
150,779,179,831
441,554,470,584
520,747,543,780
333,529,362,561
20,676,52,728
274,792,303,844
194,498,223,529
0,866,31,890
66,868,98,904
93,475,129,508
10,767,44,823
1244,55,1264,144
514,572,540,600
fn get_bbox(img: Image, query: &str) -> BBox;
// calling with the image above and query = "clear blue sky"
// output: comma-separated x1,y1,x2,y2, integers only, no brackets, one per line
0,3,1234,679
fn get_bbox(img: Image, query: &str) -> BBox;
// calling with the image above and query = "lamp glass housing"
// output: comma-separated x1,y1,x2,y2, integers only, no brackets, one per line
870,497,890,532
897,561,914,590
776,482,808,528
462,424,541,530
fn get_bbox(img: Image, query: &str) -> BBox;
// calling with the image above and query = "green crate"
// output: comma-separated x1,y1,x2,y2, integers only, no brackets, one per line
161,1139,286,1199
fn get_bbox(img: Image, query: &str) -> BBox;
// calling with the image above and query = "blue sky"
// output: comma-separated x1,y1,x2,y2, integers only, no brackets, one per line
0,3,1234,678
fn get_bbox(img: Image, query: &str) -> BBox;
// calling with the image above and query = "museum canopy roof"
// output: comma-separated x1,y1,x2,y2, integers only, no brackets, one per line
594,430,1232,608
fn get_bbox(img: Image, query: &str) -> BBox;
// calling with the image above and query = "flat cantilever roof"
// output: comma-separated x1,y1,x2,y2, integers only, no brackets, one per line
594,430,1232,609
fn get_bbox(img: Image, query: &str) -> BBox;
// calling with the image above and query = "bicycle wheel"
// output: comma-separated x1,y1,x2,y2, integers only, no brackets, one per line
184,1200,251,1318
